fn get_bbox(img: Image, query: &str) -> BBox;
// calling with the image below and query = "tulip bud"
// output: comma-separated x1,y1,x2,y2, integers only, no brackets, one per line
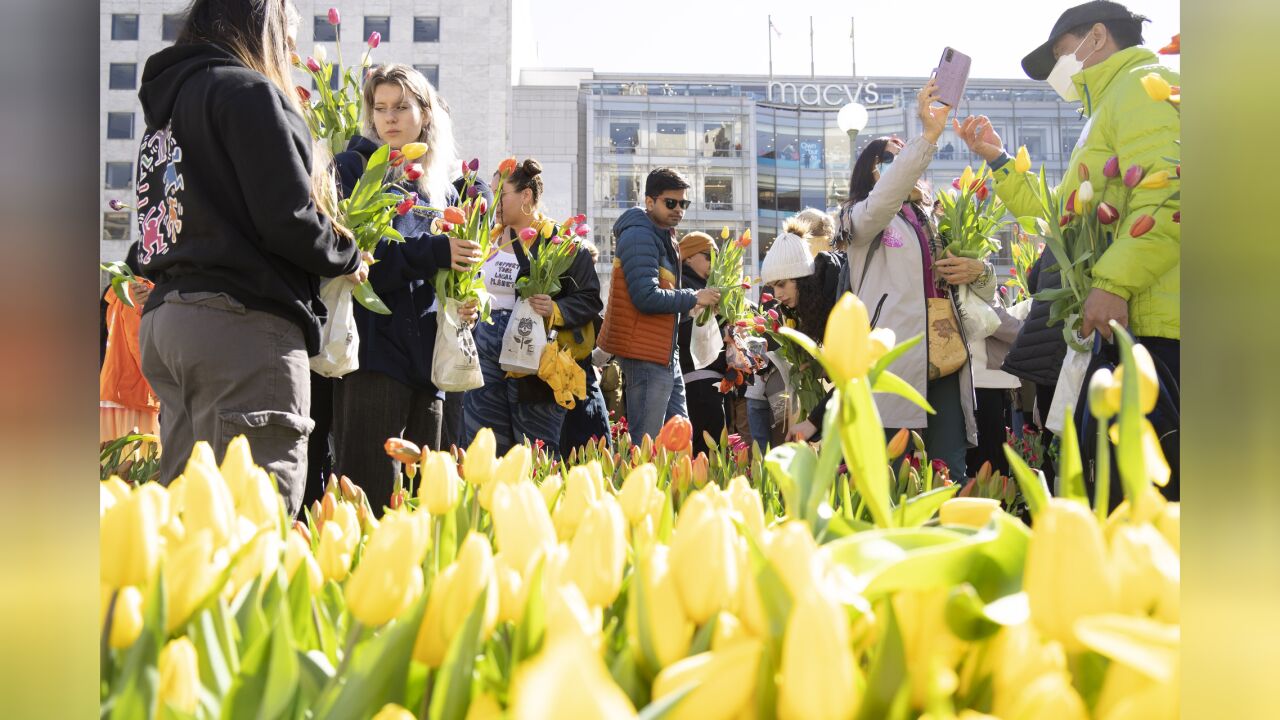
497,157,518,176
367,31,381,48
627,546,694,669
1124,164,1145,188
345,511,430,626
1088,367,1120,420
652,639,762,720
939,497,1000,528
470,158,481,172
670,499,738,623
1129,214,1156,238
720,226,731,240
295,86,311,104
305,56,321,73
976,184,990,202
1011,145,1032,174
317,514,355,582
539,474,562,511
655,415,693,454
388,149,404,167
1103,156,1120,178
575,223,591,237
519,227,538,242
618,464,657,525
567,495,628,606
823,292,873,383
1024,499,1118,651
1077,162,1090,182
396,194,417,216
291,52,302,67
1096,202,1120,225
107,586,145,649
778,589,859,720
438,221,452,233
464,429,497,487
886,428,911,460
1140,72,1172,102
158,637,200,714
726,476,765,539
100,485,163,589
400,142,429,161
1137,169,1172,190
491,481,557,580
404,163,424,181
1004,672,1088,720
460,160,470,177
327,7,341,25
419,451,461,515
690,452,709,488
1074,181,1094,212
760,292,774,303
1172,211,1180,223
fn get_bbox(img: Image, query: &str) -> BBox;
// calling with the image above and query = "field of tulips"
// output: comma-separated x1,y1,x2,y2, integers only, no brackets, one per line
100,294,1179,720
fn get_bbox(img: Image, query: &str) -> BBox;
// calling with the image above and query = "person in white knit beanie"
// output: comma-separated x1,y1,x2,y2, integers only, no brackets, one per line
760,232,814,285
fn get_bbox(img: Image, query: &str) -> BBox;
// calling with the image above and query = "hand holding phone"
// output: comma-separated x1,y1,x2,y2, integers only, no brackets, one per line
934,47,972,107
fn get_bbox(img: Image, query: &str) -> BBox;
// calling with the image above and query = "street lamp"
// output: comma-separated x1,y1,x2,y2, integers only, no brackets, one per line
837,101,869,162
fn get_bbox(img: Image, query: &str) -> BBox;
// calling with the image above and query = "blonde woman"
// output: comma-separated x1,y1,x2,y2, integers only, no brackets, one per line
784,207,837,257
329,64,482,513
136,0,362,516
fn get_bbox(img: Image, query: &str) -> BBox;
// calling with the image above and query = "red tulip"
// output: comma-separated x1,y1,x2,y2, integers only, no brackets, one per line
1175,164,1180,178
389,150,405,167
389,490,404,510
753,316,765,325
478,197,488,215
655,416,693,454
1059,214,1073,228
497,157,517,176
327,7,341,25
736,319,749,328
295,86,311,103
1096,202,1119,225
1129,215,1156,237
951,179,962,190
404,163,424,181
460,161,470,177
305,56,322,73
575,213,587,224
396,194,418,216
1066,190,1077,214
1102,156,1120,178
737,234,751,249
760,292,774,303
443,206,466,225
976,184,989,201
1172,211,1180,223
439,221,453,233
740,282,751,289
518,227,538,242
575,224,591,237
367,31,381,48
1124,165,1145,188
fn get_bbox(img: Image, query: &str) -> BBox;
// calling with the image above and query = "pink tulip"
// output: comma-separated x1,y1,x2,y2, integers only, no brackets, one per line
736,320,749,328
327,7,341,25
760,292,774,303
460,161,470,177
1096,202,1119,225
518,227,537,242
305,57,321,73
551,236,565,245
575,224,590,237
575,213,587,224
108,199,127,211
405,163,424,181
1124,165,1145,188
767,309,779,320
367,31,381,48
1102,156,1120,178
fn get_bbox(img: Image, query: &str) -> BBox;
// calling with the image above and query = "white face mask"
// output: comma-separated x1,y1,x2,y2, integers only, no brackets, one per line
1046,33,1100,102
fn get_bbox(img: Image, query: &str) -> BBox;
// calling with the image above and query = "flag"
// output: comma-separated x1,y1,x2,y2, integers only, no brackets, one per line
769,17,782,37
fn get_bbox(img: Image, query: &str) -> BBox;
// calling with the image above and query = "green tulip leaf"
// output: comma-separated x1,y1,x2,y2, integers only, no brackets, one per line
871,370,935,414
1057,409,1088,504
1003,445,1049,519
108,571,167,720
638,682,697,720
855,599,909,720
839,380,895,528
900,484,961,528
687,614,718,657
429,584,491,720
511,559,547,672
944,583,1003,641
764,442,817,521
312,594,428,720
352,281,392,315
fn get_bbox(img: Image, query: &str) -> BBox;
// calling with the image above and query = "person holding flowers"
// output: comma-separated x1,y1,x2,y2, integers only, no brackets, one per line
675,231,730,454
329,64,481,513
834,78,992,479
954,0,1180,493
134,0,362,515
462,158,603,456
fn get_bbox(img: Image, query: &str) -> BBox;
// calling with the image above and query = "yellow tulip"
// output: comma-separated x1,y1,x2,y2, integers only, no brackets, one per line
229,531,282,597
1088,367,1121,420
1137,169,1172,190
735,537,766,637
726,475,765,540
1107,344,1160,414
987,623,1068,718
778,589,858,720
283,529,323,593
317,520,355,583
720,226,730,240
219,434,256,504
101,476,130,517
539,473,562,511
670,500,739,624
764,521,819,601
823,292,874,384
710,611,748,651
491,481,558,579
236,466,283,534
959,165,976,191
445,533,499,633
479,444,531,510
1014,145,1032,174
627,545,694,669
651,639,762,720
893,587,966,709
511,636,637,720
1156,503,1180,555
100,484,162,588
554,463,602,541
400,141,429,160
182,442,238,549
1139,72,1172,102
1003,671,1088,720
618,463,657,525
464,428,497,487
1106,484,1168,528
567,494,627,606
1024,498,1118,652
1094,660,1178,720
465,693,504,720
415,564,457,667
108,585,145,649
419,451,461,515
939,497,1000,528
545,578,603,647
493,553,527,624
158,637,200,714
164,529,228,632
1109,523,1179,622
371,704,417,720
345,511,430,626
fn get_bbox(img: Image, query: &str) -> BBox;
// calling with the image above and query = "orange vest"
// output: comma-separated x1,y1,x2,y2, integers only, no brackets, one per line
597,260,680,365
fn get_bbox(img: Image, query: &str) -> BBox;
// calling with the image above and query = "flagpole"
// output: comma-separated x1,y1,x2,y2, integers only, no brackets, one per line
768,14,773,82
850,16,857,78
810,16,815,79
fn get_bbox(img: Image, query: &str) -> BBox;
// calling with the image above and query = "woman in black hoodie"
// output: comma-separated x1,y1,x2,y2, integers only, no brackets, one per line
330,64,481,514
135,0,362,515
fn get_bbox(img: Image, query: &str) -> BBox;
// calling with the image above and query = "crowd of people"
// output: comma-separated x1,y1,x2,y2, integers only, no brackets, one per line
101,0,1179,518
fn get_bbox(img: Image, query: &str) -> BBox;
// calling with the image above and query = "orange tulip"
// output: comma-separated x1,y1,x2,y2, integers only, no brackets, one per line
384,437,422,465
1129,215,1156,238
1158,33,1179,55
655,416,693,454
497,157,518,176
443,207,466,225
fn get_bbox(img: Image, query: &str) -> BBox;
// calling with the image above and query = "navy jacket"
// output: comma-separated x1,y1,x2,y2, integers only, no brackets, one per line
334,136,459,392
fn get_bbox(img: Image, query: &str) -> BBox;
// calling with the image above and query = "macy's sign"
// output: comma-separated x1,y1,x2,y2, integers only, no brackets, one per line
766,81,882,107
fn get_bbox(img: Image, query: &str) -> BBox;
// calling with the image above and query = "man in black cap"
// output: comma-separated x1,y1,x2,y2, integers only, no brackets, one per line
954,1,1181,503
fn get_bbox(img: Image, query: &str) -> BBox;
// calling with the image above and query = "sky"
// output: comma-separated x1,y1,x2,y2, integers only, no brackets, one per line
513,0,1180,81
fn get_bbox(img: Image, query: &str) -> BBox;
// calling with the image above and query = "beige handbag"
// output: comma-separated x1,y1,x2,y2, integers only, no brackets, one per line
926,297,967,380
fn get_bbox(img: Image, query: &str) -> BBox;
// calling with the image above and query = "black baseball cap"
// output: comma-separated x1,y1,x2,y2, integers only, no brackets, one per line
1021,1,1150,80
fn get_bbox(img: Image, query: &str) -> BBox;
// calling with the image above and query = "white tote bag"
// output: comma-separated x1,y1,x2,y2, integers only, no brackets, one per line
957,286,1001,341
1045,334,1093,435
431,297,484,392
499,298,550,374
309,277,360,378
689,319,724,370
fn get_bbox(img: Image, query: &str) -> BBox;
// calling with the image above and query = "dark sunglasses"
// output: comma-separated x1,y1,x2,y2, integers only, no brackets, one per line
661,198,692,210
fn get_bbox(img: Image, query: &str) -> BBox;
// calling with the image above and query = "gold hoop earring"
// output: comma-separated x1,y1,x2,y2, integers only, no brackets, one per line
520,202,535,217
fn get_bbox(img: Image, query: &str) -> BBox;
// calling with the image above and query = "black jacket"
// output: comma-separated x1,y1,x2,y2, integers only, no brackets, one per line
135,44,359,354
801,251,849,433
510,229,604,403
677,265,728,376
334,136,460,393
1001,250,1068,386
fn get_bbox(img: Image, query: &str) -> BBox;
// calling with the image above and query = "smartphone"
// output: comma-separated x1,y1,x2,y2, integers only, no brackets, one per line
934,47,972,107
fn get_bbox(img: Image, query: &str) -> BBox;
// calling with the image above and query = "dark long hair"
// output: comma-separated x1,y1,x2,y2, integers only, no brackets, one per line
778,272,834,341
844,137,893,208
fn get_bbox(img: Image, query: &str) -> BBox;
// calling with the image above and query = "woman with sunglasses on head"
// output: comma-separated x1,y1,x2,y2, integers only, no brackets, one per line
830,78,997,479
134,0,362,516
329,64,482,514
462,158,604,456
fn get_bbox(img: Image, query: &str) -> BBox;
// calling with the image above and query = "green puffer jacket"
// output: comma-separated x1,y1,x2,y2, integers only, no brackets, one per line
992,47,1180,340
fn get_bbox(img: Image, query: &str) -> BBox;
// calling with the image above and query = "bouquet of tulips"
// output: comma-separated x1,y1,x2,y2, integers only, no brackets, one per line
293,7,381,156
429,157,516,321
697,227,753,326
513,215,591,300
760,296,825,419
936,164,1010,259
1004,229,1043,305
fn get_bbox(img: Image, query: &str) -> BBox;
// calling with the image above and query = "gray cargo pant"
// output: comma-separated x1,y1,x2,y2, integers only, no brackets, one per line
140,291,314,516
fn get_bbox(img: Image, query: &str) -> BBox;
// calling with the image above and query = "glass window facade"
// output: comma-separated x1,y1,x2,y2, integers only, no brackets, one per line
103,212,131,241
106,112,134,140
162,14,184,42
313,16,337,42
414,17,441,42
108,63,136,90
413,65,440,89
105,162,133,189
364,16,391,43
111,14,139,41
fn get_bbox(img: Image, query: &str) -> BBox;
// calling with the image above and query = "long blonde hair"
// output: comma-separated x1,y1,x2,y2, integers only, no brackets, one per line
361,64,460,206
177,0,346,231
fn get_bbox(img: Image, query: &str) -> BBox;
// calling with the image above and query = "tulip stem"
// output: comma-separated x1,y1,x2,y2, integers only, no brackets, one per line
100,588,119,681
469,492,481,532
336,620,363,680
432,515,443,575
1094,419,1111,523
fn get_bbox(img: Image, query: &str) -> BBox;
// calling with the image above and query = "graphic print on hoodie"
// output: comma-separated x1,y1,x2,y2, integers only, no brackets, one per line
136,125,185,264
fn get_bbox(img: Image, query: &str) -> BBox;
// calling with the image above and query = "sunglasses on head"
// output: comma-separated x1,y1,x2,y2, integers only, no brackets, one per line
661,198,692,210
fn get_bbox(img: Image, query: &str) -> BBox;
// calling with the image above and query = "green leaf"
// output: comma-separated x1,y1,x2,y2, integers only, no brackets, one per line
1112,325,1153,509
188,606,233,706
855,599,908,720
297,651,334,710
312,594,428,720
630,555,661,678
1003,446,1050,519
511,560,547,672
352,281,392,315
428,585,490,720
764,443,818,520
809,391,845,523
871,371,935,414
638,682,697,720
1057,410,1088,504
108,571,167,720
869,333,923,382
687,615,718,657
900,484,960,528
838,380,895,528
943,583,1003,641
